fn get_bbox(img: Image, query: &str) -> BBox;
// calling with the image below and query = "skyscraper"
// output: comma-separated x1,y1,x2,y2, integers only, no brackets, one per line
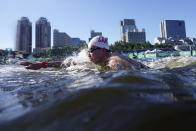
160,20,186,39
120,19,137,41
15,17,32,53
120,19,146,43
53,29,72,47
35,17,51,50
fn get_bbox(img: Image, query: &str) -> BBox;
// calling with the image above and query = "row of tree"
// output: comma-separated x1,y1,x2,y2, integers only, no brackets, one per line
0,50,8,57
32,41,174,58
109,41,174,52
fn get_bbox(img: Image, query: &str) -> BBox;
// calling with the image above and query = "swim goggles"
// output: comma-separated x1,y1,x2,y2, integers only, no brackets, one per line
88,47,101,53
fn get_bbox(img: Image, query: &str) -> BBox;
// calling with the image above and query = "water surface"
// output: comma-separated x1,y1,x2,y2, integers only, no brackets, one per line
1,51,196,131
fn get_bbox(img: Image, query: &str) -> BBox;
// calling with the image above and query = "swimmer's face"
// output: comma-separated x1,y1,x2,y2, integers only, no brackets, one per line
88,46,105,64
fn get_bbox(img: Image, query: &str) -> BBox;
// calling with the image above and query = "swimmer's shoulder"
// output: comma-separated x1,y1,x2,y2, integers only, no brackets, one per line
108,55,132,70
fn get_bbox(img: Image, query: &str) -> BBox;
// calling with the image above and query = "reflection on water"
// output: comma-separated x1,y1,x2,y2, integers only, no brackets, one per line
1,51,196,130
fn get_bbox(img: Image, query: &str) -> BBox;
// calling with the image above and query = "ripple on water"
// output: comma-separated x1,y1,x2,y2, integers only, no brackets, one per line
1,56,196,130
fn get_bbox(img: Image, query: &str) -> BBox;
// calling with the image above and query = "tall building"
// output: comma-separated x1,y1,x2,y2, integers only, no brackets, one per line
15,17,32,53
120,19,146,43
160,20,186,39
35,17,51,50
120,19,137,41
53,29,72,47
89,30,102,41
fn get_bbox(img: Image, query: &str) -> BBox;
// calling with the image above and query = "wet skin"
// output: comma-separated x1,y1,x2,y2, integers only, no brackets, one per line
88,46,108,65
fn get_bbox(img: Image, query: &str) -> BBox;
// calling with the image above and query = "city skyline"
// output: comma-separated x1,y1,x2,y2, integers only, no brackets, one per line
0,0,196,50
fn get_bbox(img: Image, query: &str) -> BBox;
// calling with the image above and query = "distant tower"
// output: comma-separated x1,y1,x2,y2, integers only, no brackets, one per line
35,17,51,50
15,17,32,53
160,20,186,39
120,19,137,41
120,19,146,43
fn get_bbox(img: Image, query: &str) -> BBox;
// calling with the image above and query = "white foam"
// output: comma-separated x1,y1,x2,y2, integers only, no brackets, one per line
145,56,196,69
62,49,99,72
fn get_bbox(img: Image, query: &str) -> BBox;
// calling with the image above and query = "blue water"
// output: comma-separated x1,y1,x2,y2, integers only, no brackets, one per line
1,52,196,131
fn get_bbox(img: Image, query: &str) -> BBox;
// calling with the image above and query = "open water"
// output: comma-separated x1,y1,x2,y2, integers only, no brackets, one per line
1,49,196,131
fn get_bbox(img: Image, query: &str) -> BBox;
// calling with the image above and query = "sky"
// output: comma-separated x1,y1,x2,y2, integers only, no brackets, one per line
0,0,196,50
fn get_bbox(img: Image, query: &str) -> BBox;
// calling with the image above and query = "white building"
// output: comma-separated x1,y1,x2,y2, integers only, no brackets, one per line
154,37,196,45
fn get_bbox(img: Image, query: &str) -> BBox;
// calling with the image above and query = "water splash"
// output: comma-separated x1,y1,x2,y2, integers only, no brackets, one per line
62,49,99,72
144,56,196,69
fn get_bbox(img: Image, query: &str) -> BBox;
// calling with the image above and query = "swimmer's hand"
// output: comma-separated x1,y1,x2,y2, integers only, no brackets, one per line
26,63,42,70
20,61,42,70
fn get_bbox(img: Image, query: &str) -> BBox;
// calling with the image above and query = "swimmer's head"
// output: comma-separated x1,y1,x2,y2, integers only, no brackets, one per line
88,36,109,50
88,36,110,65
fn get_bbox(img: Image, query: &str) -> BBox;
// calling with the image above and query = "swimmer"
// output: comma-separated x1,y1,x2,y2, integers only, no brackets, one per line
20,36,148,70
87,36,148,70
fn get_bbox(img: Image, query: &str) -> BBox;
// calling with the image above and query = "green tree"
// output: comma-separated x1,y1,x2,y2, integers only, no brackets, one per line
110,41,154,52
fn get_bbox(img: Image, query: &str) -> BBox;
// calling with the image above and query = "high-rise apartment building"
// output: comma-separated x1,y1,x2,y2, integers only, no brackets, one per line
35,17,51,50
160,20,186,39
89,30,102,41
15,17,32,53
120,19,137,41
53,29,72,47
120,19,146,43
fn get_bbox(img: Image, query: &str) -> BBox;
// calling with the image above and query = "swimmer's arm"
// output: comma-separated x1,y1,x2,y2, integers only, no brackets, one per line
119,55,149,69
19,61,34,66
45,60,76,68
46,61,62,68
20,61,63,70
20,59,76,70
111,53,137,65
